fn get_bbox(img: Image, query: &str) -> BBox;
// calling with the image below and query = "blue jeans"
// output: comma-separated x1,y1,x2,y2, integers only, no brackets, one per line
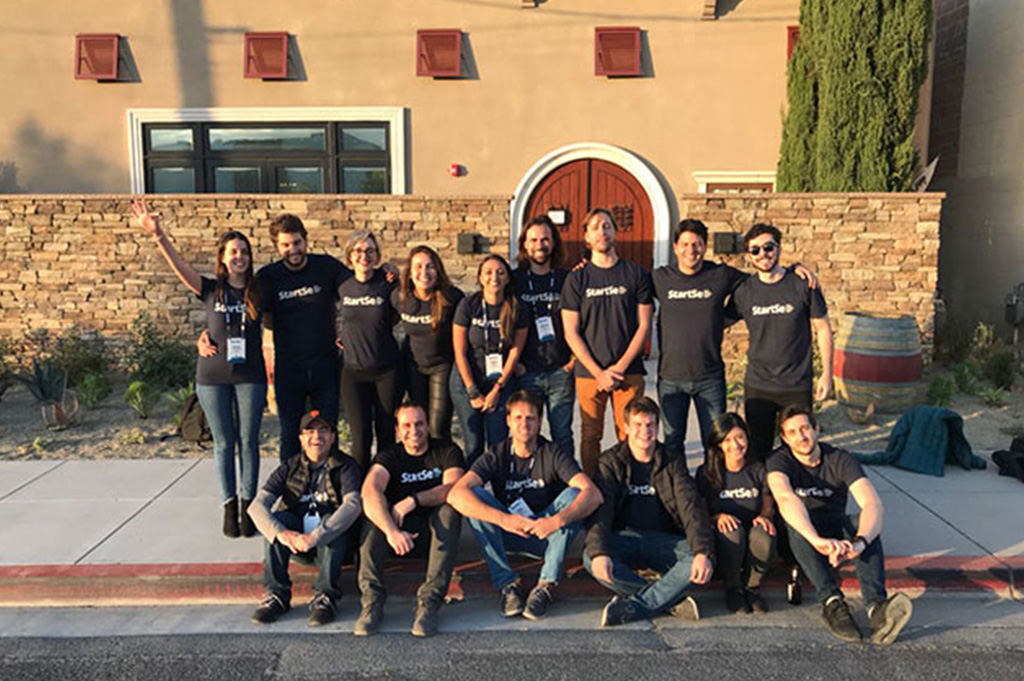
786,514,887,607
518,367,575,457
658,376,726,458
263,511,348,603
582,529,695,615
449,368,512,464
195,382,267,502
466,486,581,589
275,355,339,462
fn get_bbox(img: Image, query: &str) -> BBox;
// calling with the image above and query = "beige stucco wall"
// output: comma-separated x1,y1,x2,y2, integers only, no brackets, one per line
0,0,799,196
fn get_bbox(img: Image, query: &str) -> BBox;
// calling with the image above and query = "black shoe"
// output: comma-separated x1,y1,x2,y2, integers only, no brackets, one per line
669,595,700,621
601,596,644,627
223,498,240,538
523,582,554,621
725,589,752,614
868,593,913,645
239,498,256,537
822,597,863,642
786,565,803,605
745,588,769,614
251,592,289,624
411,599,441,638
500,582,525,618
992,451,1024,482
353,598,384,636
307,592,337,627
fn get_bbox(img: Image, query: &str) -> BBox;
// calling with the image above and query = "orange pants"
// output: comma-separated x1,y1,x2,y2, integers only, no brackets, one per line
576,374,645,477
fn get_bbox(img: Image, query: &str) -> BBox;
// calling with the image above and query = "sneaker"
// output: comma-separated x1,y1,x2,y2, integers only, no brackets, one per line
868,593,913,646
307,592,337,627
411,600,441,638
500,582,525,618
725,589,752,615
669,596,700,621
223,498,240,538
786,565,803,605
251,592,289,624
239,498,257,538
822,597,862,642
353,599,384,637
522,582,554,621
601,596,644,627
745,588,769,614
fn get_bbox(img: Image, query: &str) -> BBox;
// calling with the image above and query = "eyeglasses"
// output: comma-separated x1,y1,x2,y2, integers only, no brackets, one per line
352,247,378,257
747,242,777,257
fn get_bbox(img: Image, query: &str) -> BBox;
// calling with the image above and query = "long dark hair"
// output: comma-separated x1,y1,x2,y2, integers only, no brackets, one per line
399,245,455,333
214,231,260,321
517,215,566,270
704,412,750,492
476,254,518,342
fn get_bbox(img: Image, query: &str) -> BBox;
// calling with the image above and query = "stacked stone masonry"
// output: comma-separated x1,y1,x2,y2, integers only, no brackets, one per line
0,193,941,372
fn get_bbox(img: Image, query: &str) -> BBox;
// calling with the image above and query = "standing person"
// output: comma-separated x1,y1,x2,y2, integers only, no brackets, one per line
393,246,464,442
562,208,654,476
513,216,576,457
131,199,266,538
695,413,776,614
729,223,833,460
450,255,528,463
337,230,402,471
449,390,603,620
258,214,351,461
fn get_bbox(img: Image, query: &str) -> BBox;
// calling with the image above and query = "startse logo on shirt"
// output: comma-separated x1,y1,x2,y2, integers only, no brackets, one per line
400,468,443,484
279,284,323,300
521,291,559,304
720,488,759,500
795,486,834,499
585,285,628,298
343,295,384,306
401,312,433,325
627,484,655,496
470,318,501,329
506,477,545,492
213,301,247,314
667,289,713,300
751,303,796,316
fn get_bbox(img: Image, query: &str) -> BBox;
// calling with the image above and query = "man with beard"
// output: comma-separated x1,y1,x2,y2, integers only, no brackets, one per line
561,208,654,476
514,216,576,457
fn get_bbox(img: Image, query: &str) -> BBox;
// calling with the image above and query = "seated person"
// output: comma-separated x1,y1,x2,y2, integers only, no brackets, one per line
584,396,715,626
449,389,602,620
355,402,465,638
767,404,913,645
248,410,362,626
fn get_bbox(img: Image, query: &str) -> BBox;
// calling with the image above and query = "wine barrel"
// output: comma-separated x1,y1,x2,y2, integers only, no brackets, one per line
833,312,922,413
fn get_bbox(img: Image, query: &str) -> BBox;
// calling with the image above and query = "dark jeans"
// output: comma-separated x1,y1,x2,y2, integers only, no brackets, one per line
449,368,512,464
340,364,402,471
582,529,694,615
658,376,726,458
518,367,575,457
714,522,776,591
744,383,812,461
406,362,454,442
786,514,887,606
358,504,462,605
275,355,340,462
263,511,348,603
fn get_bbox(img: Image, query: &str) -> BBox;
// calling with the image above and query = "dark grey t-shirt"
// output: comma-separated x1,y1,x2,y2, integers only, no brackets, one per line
453,292,529,386
470,437,581,514
393,286,464,370
337,269,399,372
514,268,571,372
195,277,266,386
767,443,865,528
372,440,466,516
622,458,674,533
696,460,769,525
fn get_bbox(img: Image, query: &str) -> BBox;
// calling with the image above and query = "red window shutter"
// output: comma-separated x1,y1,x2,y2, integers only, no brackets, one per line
75,34,119,80
787,25,800,60
416,29,462,77
595,27,641,77
244,32,289,79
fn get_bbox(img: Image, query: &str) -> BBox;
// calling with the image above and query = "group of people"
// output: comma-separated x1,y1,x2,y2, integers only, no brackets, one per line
132,200,913,643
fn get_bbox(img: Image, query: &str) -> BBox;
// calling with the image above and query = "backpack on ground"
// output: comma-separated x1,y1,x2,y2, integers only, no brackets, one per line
178,393,212,444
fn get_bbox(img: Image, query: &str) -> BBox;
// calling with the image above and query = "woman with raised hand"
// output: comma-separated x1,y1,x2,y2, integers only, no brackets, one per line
131,198,266,539
393,246,464,442
696,412,777,614
450,254,528,463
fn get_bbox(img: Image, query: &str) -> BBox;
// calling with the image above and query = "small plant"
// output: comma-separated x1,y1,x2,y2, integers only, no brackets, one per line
951,361,981,395
978,387,1008,408
926,374,957,407
983,348,1017,390
124,380,160,419
119,427,146,446
122,313,196,390
971,322,996,357
52,331,109,387
166,383,195,427
15,358,79,427
32,436,53,454
77,372,112,410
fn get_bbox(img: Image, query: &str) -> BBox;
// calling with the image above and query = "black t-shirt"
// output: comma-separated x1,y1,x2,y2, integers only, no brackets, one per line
470,437,581,514
653,262,747,381
513,268,571,372
262,456,362,517
337,270,399,372
393,286,464,370
453,292,529,386
622,458,674,533
195,277,266,386
696,460,769,525
767,443,865,528
730,270,828,391
371,439,466,516
257,254,351,369
560,259,653,378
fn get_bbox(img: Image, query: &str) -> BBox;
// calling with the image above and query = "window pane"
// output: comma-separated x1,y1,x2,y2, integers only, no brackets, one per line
342,166,387,193
276,167,324,193
151,167,195,193
214,167,262,193
209,127,326,151
340,126,387,151
149,128,194,152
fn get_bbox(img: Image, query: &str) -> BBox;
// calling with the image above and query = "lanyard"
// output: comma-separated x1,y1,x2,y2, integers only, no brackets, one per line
480,298,501,355
526,271,555,315
224,286,248,336
509,451,537,476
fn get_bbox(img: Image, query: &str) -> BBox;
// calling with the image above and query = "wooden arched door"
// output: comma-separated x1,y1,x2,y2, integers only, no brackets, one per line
524,159,654,268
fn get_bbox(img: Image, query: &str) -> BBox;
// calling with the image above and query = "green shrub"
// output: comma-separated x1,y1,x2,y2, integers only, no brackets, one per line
926,374,957,407
978,387,1007,408
166,383,195,427
983,348,1017,390
52,331,109,387
15,358,67,406
124,381,160,419
78,372,112,410
122,314,195,390
951,361,981,395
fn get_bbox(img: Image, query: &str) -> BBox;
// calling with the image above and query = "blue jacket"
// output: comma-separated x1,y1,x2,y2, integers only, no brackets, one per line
854,406,986,476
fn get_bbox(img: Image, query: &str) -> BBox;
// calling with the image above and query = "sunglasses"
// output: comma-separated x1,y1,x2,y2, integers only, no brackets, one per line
748,242,777,257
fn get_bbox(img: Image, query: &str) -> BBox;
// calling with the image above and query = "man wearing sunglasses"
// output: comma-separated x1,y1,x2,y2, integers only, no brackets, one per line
729,224,832,460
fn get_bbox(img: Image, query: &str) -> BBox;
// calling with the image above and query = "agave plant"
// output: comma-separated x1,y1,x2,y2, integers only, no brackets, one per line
15,358,79,427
